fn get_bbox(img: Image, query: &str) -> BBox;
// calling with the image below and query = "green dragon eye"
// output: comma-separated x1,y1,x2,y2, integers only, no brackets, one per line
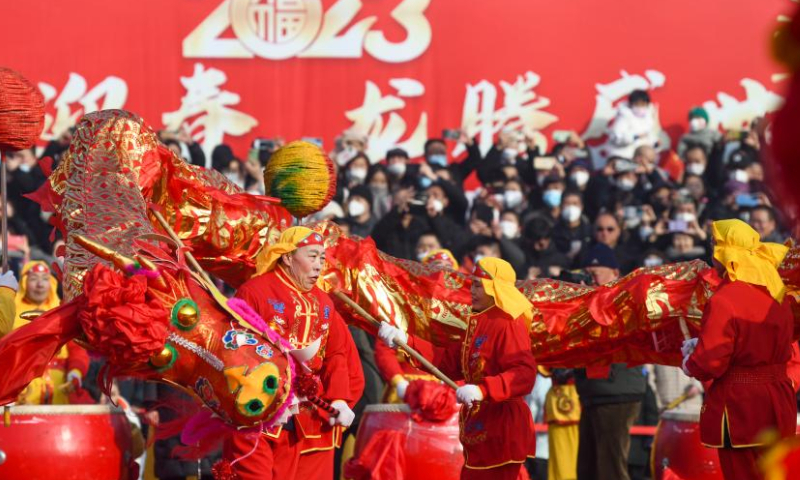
263,375,279,394
246,399,265,415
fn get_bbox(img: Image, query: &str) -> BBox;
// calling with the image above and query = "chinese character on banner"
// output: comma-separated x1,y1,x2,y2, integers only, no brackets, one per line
580,69,666,167
38,73,129,142
456,71,558,157
701,78,784,131
162,63,258,160
344,78,428,162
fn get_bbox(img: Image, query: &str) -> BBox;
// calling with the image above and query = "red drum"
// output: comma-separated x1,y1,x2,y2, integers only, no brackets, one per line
351,404,463,480
653,409,800,480
0,405,134,480
652,409,722,480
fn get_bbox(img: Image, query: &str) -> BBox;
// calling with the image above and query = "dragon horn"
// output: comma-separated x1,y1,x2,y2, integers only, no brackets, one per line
74,235,137,270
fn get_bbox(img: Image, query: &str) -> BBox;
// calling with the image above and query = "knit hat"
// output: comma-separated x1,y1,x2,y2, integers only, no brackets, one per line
688,107,710,123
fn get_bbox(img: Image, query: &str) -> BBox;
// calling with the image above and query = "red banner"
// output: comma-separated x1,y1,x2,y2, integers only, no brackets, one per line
0,0,793,166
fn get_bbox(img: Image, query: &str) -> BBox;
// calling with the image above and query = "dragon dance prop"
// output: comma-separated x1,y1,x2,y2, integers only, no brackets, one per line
5,109,800,438
0,111,317,438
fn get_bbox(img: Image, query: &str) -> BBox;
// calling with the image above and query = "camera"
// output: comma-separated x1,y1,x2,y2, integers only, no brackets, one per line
557,269,595,286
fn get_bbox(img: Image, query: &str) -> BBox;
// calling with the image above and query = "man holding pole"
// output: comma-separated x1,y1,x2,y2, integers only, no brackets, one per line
683,219,798,480
224,226,365,480
378,256,537,480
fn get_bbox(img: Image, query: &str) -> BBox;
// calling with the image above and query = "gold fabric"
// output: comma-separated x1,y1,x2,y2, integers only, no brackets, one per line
712,219,788,302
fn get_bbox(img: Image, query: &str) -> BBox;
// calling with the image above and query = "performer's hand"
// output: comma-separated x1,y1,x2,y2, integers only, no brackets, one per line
329,400,355,427
0,271,19,292
396,380,410,401
684,384,701,399
681,338,698,358
456,384,484,408
378,322,407,348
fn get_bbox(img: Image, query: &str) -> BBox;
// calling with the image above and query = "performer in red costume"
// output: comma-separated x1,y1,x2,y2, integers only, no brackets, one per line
378,256,537,480
683,219,798,480
224,226,365,480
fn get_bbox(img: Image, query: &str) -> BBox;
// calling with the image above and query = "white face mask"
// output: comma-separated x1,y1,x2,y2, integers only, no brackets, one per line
570,170,590,188
643,256,663,268
387,162,406,177
689,118,707,132
19,163,32,173
675,212,696,223
336,147,358,166
473,253,485,264
503,148,519,161
348,200,367,217
731,169,749,183
617,178,636,192
504,190,524,209
417,250,429,261
561,205,582,223
685,162,706,176
348,168,368,183
632,106,649,118
499,220,519,238
431,199,445,213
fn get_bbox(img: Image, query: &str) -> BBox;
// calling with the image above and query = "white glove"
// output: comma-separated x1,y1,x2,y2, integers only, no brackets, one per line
456,384,484,408
681,338,698,358
681,355,692,377
329,400,355,427
378,322,407,348
0,271,18,291
396,379,409,401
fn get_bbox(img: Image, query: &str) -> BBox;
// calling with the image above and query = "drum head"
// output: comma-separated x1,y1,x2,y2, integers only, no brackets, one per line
661,408,700,422
5,405,124,415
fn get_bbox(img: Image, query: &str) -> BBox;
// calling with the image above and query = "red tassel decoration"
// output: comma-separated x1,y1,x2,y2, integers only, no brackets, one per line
212,459,239,480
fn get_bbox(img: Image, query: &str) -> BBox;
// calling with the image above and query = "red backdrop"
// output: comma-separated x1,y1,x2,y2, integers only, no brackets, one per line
0,0,793,165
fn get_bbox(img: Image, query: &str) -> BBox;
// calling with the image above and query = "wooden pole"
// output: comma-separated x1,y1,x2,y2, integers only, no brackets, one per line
332,290,459,390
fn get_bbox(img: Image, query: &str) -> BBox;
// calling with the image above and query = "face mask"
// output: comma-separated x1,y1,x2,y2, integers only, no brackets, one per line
427,154,447,167
570,170,590,188
632,106,649,118
431,199,444,213
561,205,582,223
639,225,654,242
499,220,519,238
542,189,563,208
347,168,367,183
685,162,706,176
419,176,433,189
689,118,707,133
731,169,749,183
417,250,428,261
370,184,388,197
643,256,663,268
19,163,32,173
336,147,358,166
502,148,518,162
348,200,367,217
675,212,696,223
617,178,636,192
473,253,485,264
387,162,406,177
504,190,524,209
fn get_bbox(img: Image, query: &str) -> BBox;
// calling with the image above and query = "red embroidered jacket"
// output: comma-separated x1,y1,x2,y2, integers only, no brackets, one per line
236,266,364,452
409,306,537,469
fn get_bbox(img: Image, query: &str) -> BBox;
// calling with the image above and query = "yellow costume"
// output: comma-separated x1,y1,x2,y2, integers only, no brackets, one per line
14,261,86,404
0,285,14,338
